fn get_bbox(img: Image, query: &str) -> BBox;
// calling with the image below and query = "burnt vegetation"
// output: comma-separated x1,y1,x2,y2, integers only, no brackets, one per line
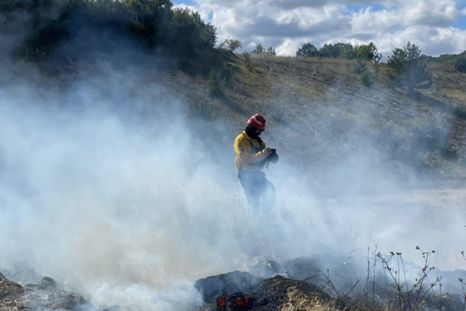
194,248,466,311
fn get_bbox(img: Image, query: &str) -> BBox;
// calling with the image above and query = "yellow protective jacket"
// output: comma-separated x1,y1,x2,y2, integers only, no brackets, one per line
233,131,269,171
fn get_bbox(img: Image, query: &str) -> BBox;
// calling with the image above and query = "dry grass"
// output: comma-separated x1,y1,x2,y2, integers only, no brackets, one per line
280,286,403,311
281,286,340,311
150,52,466,178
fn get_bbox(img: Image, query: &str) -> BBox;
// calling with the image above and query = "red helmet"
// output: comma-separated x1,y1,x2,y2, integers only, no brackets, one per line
247,113,266,131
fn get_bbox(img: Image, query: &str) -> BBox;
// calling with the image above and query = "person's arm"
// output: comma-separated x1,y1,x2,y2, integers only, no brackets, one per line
234,136,272,165
248,148,273,164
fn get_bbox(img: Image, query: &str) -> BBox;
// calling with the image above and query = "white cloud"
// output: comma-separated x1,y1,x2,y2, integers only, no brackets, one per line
191,0,466,56
351,7,403,33
402,0,461,27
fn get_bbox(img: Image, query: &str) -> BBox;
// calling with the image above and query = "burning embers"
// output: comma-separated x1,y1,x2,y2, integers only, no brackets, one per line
216,292,254,310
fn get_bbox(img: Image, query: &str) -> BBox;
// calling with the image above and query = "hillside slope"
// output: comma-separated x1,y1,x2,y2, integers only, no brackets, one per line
152,53,466,188
2,0,465,191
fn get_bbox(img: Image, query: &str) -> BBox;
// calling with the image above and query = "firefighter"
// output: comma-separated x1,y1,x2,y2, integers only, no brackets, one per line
233,113,279,210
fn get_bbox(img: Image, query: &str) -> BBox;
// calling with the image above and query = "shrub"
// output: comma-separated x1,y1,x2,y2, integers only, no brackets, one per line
250,44,275,56
265,47,276,56
242,52,254,71
453,105,466,120
362,72,372,87
387,41,422,72
387,42,431,85
355,42,382,63
252,44,264,54
168,7,217,71
455,57,466,73
1,0,218,73
220,39,242,52
296,43,319,57
353,58,367,74
376,248,442,311
207,70,223,97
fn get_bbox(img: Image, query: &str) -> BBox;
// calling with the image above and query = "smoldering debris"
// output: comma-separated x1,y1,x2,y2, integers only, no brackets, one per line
195,256,466,311
0,272,87,310
195,271,333,311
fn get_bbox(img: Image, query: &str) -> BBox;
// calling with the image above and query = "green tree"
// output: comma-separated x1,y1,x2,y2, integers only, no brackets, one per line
252,44,264,54
387,42,430,85
251,44,276,55
171,8,217,48
387,41,422,71
169,7,217,71
296,42,319,57
220,38,242,52
4,0,219,73
335,42,355,58
319,43,338,57
319,42,355,58
355,42,382,63
125,0,173,12
265,46,276,56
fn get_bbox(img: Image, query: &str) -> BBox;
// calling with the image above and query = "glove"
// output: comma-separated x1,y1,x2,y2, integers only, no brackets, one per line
261,148,273,158
268,149,279,163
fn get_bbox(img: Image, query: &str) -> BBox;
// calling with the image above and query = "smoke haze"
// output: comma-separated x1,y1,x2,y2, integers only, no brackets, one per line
1,65,465,309
1,4,466,310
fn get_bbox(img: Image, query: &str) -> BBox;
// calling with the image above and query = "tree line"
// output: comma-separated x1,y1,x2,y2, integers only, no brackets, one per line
222,40,436,83
296,42,382,63
224,39,428,70
1,1,462,78
0,0,218,73
294,41,431,84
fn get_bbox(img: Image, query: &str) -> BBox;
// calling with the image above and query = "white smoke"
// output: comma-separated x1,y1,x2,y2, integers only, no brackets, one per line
0,69,245,309
0,17,465,310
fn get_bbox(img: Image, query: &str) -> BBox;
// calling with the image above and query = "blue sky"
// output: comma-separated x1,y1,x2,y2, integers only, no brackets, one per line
454,0,466,29
173,0,194,5
454,15,466,28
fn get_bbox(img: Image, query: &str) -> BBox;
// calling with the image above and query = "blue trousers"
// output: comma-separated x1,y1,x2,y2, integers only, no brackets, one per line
238,170,275,210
